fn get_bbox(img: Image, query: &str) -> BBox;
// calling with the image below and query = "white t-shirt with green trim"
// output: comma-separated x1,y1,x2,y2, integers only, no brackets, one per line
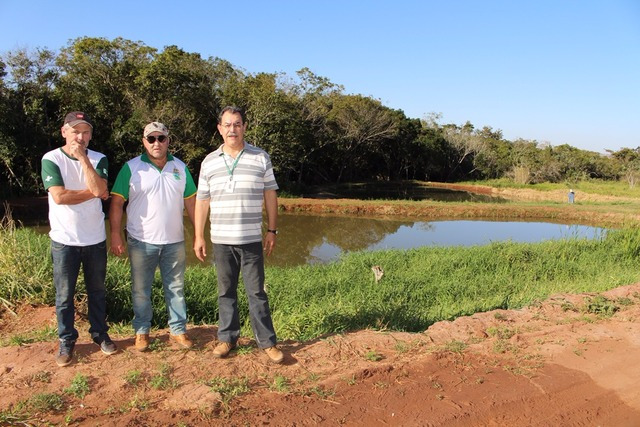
111,153,197,245
41,148,108,246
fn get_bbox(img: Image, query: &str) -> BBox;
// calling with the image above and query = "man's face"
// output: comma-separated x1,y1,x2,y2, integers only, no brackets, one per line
142,132,169,161
61,123,92,148
217,112,246,146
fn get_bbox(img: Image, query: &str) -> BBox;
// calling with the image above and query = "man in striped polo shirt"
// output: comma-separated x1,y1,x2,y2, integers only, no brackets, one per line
193,106,283,364
110,122,196,352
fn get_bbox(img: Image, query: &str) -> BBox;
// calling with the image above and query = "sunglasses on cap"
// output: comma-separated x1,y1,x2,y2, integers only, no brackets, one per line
146,135,168,144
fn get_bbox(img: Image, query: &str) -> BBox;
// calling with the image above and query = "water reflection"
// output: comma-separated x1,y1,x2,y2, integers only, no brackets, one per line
31,213,605,268
264,214,605,267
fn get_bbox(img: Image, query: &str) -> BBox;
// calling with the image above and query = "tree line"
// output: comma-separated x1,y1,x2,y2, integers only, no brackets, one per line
1,37,637,199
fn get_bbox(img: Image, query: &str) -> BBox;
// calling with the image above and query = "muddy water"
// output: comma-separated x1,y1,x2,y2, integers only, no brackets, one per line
30,213,604,267
257,213,605,266
188,213,603,267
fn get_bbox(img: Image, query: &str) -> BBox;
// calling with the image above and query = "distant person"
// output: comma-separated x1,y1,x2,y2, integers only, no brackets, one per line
41,111,117,367
110,122,197,352
568,189,575,204
193,106,283,364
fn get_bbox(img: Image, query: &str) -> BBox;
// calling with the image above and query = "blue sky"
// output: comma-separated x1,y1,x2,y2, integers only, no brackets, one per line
1,0,638,153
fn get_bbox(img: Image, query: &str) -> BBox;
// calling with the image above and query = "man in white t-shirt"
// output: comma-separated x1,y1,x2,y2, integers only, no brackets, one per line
110,122,196,352
194,106,283,364
41,111,118,367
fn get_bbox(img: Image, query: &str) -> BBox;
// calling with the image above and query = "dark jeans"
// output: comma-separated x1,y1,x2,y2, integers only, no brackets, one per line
213,242,277,348
51,240,108,342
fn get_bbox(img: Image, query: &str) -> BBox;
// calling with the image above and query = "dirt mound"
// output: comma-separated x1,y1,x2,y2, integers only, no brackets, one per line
2,284,640,425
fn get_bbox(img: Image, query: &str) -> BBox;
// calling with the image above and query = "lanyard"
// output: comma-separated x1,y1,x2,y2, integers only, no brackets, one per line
222,149,244,181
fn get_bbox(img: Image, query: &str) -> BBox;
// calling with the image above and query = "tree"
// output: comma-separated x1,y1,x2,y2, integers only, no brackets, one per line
56,37,155,175
1,48,60,195
327,94,397,183
472,126,512,179
137,46,223,172
286,68,342,184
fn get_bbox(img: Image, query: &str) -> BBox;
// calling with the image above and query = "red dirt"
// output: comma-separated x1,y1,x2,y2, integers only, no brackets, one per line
3,186,640,425
2,284,640,425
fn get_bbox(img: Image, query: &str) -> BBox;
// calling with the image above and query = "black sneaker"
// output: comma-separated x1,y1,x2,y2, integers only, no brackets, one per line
56,340,75,367
93,334,118,355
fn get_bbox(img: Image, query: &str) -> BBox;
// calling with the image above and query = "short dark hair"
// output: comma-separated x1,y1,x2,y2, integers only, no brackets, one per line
217,106,246,124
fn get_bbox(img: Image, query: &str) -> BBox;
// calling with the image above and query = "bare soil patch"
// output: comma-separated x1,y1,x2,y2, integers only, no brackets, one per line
3,185,640,425
2,284,640,425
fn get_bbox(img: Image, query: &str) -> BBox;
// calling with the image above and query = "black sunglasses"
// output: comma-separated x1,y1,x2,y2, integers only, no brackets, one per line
146,135,167,144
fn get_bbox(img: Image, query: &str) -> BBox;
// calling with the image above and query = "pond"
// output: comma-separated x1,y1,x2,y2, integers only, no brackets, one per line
30,213,605,267
259,213,605,267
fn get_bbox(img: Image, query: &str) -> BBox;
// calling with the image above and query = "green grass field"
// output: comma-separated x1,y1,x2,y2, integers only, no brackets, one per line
3,204,640,342
465,177,640,199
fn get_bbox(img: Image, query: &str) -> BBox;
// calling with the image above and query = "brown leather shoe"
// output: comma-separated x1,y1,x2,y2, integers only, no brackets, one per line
170,333,193,349
264,346,284,364
135,334,149,352
212,341,235,358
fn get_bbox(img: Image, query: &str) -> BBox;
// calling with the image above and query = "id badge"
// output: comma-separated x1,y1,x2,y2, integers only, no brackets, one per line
225,179,236,193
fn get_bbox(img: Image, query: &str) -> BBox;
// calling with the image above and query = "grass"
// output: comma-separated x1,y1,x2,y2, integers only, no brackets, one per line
125,394,150,412
15,392,65,413
1,325,57,347
364,349,383,361
148,338,168,352
269,374,290,393
0,214,54,309
464,178,640,199
4,196,640,344
0,392,66,425
124,369,144,387
206,376,250,405
64,373,90,399
582,295,619,317
149,363,176,390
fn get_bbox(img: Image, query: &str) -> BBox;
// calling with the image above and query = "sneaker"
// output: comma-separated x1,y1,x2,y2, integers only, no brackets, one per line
56,340,75,367
93,334,118,355
264,346,284,364
135,334,150,352
170,333,193,349
212,341,235,358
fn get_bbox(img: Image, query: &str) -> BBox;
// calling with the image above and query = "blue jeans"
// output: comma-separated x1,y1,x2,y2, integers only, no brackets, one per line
128,236,187,335
213,242,277,348
51,240,108,342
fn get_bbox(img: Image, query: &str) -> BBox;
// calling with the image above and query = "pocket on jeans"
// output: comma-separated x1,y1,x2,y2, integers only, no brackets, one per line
51,241,67,252
127,235,140,247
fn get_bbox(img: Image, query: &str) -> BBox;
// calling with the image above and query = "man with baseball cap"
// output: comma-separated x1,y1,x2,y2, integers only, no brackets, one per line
41,111,117,367
110,122,197,352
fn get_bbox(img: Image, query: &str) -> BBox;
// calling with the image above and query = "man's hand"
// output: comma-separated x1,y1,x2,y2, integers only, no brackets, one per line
69,141,87,160
264,232,276,256
193,236,207,262
110,232,125,256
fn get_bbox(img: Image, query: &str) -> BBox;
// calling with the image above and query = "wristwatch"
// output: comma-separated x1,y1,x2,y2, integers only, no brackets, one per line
267,229,278,235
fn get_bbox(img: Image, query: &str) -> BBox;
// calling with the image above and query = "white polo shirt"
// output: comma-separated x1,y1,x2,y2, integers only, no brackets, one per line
111,153,196,245
41,147,108,246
